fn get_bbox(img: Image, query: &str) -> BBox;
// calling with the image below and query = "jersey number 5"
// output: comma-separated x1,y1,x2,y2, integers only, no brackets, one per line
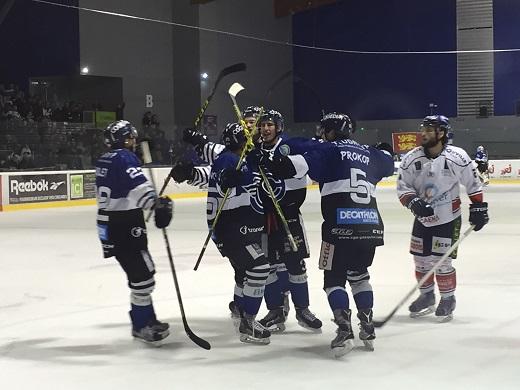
347,168,372,205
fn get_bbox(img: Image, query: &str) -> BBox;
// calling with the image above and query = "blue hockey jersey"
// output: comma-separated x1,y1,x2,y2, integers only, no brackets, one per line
288,139,394,246
95,148,156,257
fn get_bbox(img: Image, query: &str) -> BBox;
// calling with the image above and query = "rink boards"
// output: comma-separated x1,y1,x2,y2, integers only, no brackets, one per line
1,159,519,211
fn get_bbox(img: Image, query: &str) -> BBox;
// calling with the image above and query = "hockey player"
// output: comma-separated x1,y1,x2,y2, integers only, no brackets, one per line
208,122,271,344
474,145,489,185
249,109,322,333
96,120,173,344
397,115,489,322
248,112,394,357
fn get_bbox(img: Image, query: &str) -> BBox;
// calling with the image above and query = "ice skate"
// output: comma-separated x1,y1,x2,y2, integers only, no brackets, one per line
331,309,354,358
132,319,170,346
409,291,436,318
435,296,456,322
295,308,323,332
239,313,271,344
259,308,286,332
357,309,375,351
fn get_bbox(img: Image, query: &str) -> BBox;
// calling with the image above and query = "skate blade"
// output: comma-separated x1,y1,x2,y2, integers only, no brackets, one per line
133,332,169,347
265,323,286,333
239,334,271,345
436,313,453,323
362,339,375,351
409,306,435,318
297,321,323,333
331,339,354,358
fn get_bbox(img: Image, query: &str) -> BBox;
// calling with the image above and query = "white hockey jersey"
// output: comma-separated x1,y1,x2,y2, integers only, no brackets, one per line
397,145,483,227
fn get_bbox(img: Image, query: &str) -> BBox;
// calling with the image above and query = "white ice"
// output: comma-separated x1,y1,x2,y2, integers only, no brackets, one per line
1,185,519,390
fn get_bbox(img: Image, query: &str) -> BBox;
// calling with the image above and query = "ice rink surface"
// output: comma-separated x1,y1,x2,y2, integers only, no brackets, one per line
1,184,519,390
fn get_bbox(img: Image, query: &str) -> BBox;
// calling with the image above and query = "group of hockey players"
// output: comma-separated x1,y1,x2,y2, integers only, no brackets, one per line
95,108,489,357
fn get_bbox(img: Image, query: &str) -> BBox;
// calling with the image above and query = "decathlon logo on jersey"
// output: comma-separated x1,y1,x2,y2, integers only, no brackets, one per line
336,208,379,224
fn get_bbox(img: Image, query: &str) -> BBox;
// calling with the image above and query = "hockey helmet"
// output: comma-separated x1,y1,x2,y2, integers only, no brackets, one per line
242,106,262,119
477,145,484,152
320,112,354,140
222,122,246,150
259,109,284,134
104,120,138,149
420,115,451,144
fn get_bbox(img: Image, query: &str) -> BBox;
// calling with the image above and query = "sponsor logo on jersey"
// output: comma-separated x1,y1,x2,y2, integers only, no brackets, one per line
239,225,264,235
331,228,354,236
131,227,146,238
432,236,452,254
336,208,379,224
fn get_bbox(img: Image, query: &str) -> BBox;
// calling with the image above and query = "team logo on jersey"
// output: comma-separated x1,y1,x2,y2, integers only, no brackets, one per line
131,227,146,237
279,144,291,156
423,184,438,202
336,208,379,224
248,174,286,214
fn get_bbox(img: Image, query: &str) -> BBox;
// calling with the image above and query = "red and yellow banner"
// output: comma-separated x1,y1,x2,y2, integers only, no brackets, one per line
392,132,421,154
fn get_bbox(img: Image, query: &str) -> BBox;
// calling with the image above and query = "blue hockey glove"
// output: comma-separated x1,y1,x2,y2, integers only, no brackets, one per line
217,168,242,192
469,202,489,231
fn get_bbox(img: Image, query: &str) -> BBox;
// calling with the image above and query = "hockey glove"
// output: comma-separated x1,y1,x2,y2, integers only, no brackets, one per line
246,148,296,179
154,196,173,229
469,202,489,231
217,168,242,192
169,161,195,183
374,142,395,156
182,128,208,148
408,197,434,218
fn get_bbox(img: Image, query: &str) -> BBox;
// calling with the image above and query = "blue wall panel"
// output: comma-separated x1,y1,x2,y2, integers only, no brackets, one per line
292,0,456,122
494,0,520,115
0,0,79,89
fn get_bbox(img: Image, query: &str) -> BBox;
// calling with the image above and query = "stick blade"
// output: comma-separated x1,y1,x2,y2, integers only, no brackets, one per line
228,82,245,98
187,330,211,350
220,62,246,78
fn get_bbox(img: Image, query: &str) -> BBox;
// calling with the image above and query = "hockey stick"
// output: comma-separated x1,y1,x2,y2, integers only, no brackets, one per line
193,83,259,271
373,225,475,328
145,62,247,222
141,141,211,350
228,83,298,252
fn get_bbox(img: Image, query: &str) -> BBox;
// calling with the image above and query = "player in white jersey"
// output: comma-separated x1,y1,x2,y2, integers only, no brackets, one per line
397,115,489,321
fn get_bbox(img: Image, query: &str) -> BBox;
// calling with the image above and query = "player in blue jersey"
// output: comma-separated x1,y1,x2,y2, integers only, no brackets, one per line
474,145,489,185
247,110,322,332
96,120,173,345
208,122,271,344
248,112,394,357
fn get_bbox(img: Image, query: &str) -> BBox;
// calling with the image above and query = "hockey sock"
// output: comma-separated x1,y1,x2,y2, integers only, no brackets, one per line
289,273,309,308
436,268,456,298
276,265,290,294
243,263,270,315
234,284,244,310
129,303,155,331
325,286,349,311
347,270,374,310
264,266,284,309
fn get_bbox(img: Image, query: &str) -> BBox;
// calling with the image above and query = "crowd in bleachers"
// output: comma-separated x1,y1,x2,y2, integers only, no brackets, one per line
0,82,180,171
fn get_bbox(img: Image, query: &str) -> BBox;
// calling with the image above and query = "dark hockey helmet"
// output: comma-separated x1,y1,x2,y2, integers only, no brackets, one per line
104,120,138,149
320,112,354,140
421,115,451,144
222,122,247,150
259,109,284,134
242,105,262,119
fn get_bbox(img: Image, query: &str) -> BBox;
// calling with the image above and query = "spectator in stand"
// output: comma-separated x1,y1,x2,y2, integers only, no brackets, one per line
18,145,35,169
142,111,153,127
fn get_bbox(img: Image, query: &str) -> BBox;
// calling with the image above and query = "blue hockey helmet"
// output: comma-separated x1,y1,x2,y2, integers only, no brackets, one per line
104,120,138,149
222,122,246,150
259,109,284,134
320,112,354,139
421,115,451,144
